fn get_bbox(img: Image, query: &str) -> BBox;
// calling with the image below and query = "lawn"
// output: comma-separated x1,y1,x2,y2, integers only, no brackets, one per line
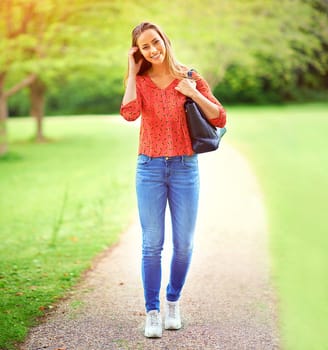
227,103,328,350
0,116,139,349
0,104,327,350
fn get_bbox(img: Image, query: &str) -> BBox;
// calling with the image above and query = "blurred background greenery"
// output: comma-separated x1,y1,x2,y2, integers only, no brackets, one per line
1,0,327,152
1,0,327,118
0,1,328,349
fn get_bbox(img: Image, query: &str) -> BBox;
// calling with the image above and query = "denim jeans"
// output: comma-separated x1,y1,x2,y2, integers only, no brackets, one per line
136,154,200,312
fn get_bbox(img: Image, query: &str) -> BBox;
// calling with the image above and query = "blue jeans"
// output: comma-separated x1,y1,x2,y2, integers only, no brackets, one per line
136,154,200,312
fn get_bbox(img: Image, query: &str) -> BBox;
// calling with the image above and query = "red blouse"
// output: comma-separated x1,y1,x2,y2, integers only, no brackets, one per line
120,73,226,157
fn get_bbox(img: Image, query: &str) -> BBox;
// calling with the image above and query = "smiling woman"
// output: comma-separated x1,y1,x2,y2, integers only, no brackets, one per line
138,30,166,64
120,21,227,339
125,22,185,81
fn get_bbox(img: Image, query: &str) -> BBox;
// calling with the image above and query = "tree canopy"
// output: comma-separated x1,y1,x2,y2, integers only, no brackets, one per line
1,0,327,118
0,0,124,152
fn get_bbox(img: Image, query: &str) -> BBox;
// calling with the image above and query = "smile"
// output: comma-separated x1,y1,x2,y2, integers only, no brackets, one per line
151,53,161,60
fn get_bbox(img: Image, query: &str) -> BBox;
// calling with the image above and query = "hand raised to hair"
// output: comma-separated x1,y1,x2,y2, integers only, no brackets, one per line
127,47,143,77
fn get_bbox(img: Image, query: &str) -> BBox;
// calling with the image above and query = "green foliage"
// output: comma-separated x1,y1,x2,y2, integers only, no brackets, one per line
0,116,139,349
46,73,124,115
212,0,328,104
1,0,124,92
213,64,284,104
8,89,30,117
2,0,328,116
228,103,328,350
213,64,328,105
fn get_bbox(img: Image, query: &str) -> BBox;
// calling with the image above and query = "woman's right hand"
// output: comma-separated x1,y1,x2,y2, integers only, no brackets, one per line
128,46,143,77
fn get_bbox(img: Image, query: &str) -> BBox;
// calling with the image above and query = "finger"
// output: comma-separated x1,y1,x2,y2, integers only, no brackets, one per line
185,77,196,84
129,46,139,55
186,79,196,88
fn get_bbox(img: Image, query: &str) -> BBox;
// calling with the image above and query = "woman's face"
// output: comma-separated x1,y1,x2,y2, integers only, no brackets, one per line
137,29,166,65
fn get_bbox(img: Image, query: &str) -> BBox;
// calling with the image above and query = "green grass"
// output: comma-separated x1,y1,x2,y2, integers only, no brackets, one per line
227,103,328,350
1,105,328,350
0,116,139,350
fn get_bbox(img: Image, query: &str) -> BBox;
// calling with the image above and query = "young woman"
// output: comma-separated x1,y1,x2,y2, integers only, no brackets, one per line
120,22,226,338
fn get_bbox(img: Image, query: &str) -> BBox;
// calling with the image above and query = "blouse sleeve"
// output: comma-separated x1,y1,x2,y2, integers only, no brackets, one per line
195,73,227,128
120,78,142,121
120,99,141,121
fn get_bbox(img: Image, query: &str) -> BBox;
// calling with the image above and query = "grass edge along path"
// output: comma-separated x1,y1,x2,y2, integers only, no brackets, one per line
228,103,328,350
0,116,139,350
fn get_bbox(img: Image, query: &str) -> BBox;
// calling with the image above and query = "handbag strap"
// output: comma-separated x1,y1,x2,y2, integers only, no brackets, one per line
186,69,197,103
187,69,196,79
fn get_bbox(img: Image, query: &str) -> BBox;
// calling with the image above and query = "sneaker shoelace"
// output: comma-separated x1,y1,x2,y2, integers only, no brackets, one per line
150,312,160,327
168,303,177,318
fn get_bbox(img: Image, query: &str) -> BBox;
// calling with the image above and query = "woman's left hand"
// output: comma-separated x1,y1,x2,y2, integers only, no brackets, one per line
175,78,197,98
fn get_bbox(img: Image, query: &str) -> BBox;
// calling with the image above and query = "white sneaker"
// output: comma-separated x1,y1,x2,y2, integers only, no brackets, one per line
164,300,182,330
144,310,162,338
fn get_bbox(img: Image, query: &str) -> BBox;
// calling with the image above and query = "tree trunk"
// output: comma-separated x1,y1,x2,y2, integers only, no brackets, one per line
0,73,8,156
29,78,46,142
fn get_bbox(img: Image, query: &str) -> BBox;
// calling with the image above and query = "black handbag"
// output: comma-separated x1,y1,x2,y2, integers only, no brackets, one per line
184,97,226,154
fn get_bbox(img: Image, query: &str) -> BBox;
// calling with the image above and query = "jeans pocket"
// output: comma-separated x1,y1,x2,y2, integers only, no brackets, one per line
137,154,151,166
182,155,198,168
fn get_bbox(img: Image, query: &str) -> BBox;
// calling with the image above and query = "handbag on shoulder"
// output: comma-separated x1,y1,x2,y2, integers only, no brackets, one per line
184,97,226,154
184,69,226,154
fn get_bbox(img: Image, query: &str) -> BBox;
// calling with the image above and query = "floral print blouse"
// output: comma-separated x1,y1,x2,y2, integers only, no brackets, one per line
120,72,226,157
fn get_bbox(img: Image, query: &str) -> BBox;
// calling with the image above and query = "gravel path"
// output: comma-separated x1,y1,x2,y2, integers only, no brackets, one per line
20,143,280,350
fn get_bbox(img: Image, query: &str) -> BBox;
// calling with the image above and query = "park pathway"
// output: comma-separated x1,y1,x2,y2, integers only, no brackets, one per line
20,143,280,350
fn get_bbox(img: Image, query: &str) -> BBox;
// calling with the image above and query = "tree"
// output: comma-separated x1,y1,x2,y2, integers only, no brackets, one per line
0,0,37,153
0,0,118,155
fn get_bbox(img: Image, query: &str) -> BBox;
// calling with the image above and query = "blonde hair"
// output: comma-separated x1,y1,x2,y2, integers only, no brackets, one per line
124,22,188,84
